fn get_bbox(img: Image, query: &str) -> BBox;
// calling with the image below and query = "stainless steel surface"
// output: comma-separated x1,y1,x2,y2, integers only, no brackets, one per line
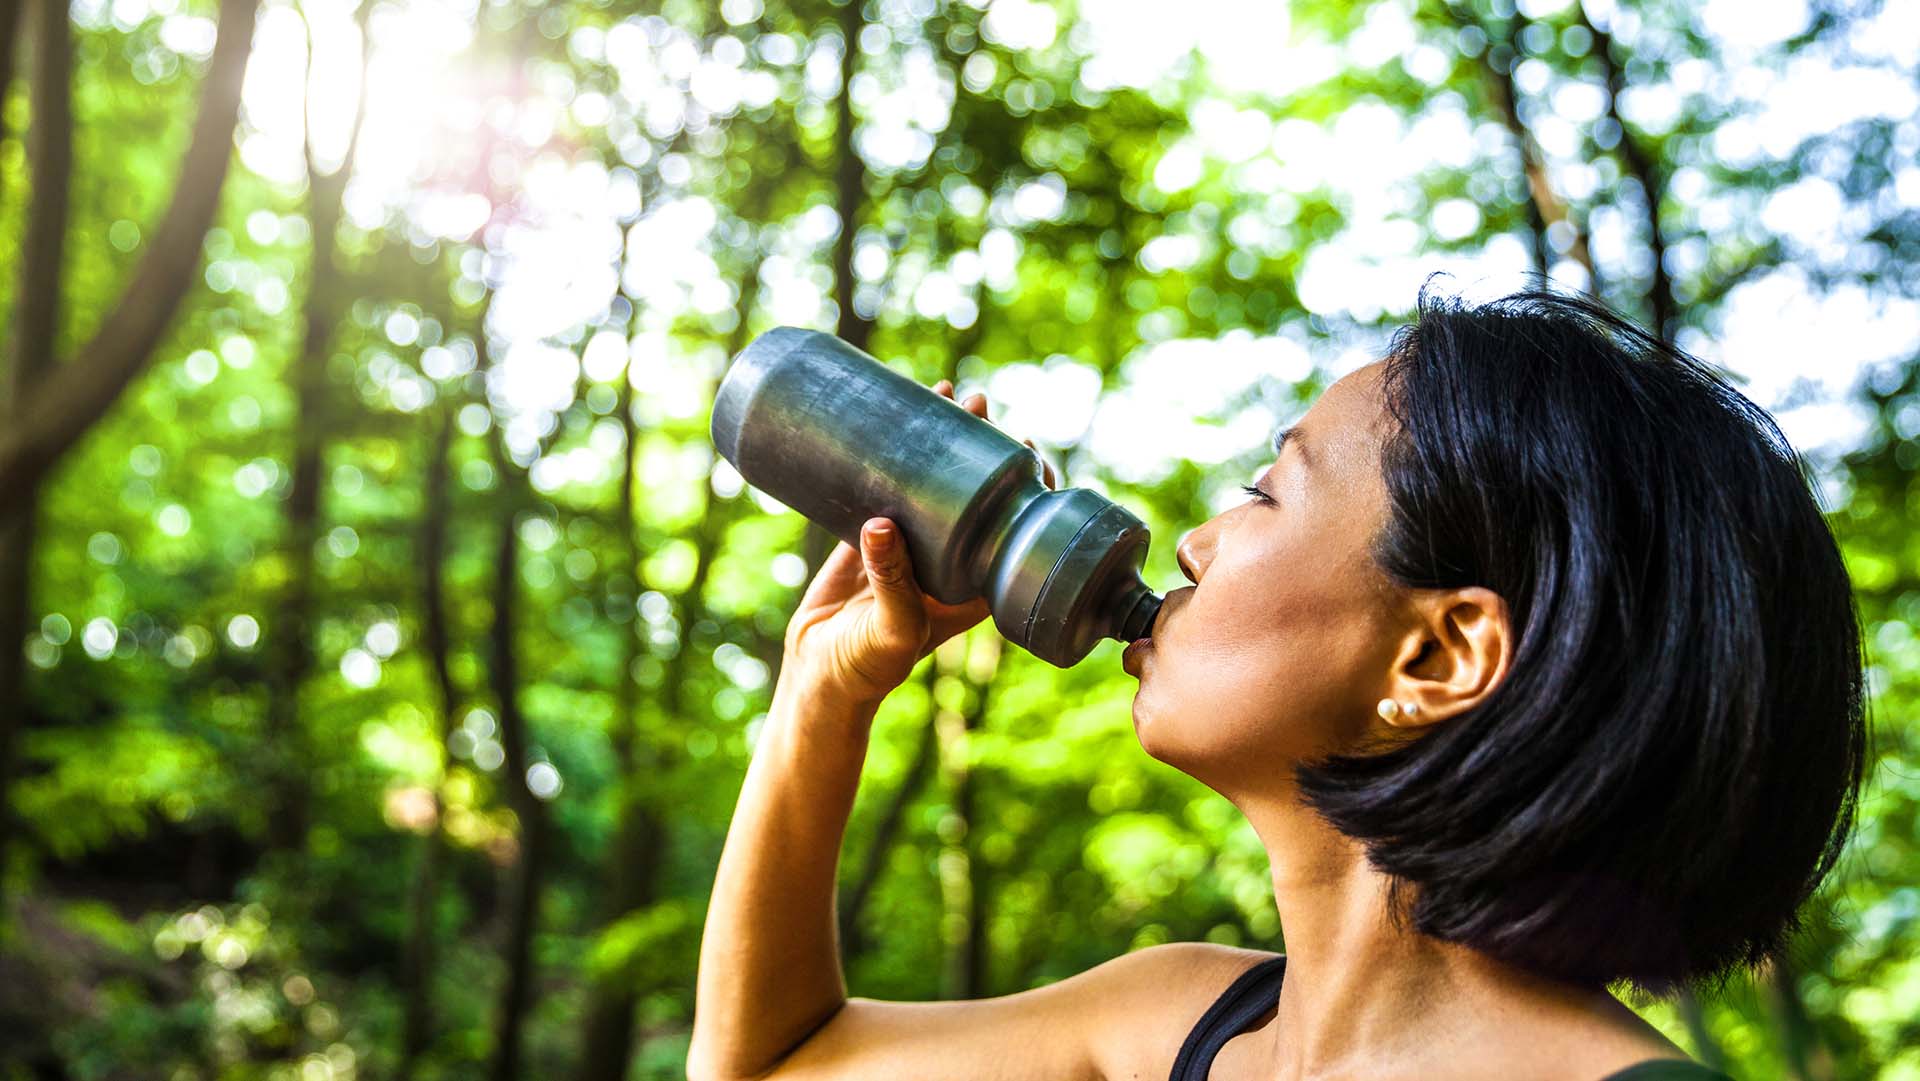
710,327,1165,668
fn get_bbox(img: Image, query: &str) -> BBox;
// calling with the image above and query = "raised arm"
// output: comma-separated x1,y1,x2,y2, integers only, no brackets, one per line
686,384,1267,1080
689,382,1003,1078
688,672,1266,1081
685,657,878,1080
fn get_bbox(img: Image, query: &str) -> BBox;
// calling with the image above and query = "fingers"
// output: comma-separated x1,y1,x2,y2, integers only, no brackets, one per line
936,378,1051,486
859,517,926,646
939,376,1058,488
934,379,989,420
1023,437,1059,489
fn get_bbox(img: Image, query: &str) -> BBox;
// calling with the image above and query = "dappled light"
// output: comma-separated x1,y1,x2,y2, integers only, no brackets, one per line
0,0,1916,1077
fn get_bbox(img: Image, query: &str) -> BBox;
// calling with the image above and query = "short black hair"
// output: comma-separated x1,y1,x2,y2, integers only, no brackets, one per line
1295,276,1868,997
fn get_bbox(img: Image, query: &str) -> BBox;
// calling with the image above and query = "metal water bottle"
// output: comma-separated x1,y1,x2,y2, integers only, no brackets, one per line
709,327,1163,668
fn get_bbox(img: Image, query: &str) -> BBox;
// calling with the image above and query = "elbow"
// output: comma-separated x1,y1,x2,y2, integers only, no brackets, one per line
684,1040,776,1081
687,999,848,1081
685,1061,774,1081
683,1041,736,1081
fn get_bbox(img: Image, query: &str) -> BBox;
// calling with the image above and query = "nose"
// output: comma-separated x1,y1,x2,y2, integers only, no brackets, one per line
1176,521,1215,585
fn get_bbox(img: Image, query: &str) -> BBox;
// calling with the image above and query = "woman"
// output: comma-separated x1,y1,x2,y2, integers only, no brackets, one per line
688,283,1866,1081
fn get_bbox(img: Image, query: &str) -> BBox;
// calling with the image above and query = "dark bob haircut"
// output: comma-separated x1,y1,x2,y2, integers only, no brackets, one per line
1295,277,1868,997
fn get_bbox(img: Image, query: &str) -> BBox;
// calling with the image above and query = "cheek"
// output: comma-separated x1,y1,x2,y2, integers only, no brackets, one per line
1132,556,1389,786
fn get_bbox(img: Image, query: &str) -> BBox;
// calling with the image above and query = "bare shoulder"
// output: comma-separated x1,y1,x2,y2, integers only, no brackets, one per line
1078,942,1282,1081
756,941,1278,1081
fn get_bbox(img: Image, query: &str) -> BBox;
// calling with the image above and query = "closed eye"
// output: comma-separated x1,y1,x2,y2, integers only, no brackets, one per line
1240,483,1273,505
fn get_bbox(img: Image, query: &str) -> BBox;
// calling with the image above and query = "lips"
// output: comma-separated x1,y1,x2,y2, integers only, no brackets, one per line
1123,587,1188,677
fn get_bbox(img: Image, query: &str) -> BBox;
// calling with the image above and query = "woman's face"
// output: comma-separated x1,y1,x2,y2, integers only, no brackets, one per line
1128,361,1411,794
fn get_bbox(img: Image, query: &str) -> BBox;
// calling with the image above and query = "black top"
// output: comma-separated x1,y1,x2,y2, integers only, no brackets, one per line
1169,955,1736,1081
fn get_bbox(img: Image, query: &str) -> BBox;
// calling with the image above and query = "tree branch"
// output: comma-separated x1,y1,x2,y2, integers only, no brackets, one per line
8,0,72,402
0,0,259,511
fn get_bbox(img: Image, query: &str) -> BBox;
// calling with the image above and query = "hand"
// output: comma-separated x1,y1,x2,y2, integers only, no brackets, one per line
780,381,1059,709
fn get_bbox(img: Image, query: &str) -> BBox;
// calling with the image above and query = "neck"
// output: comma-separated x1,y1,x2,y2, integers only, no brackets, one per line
1231,786,1608,1079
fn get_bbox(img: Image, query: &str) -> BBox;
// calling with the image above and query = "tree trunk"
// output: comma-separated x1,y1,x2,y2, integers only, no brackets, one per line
574,173,780,1075
0,0,73,915
486,496,547,1081
1472,6,1597,290
574,335,664,1081
798,0,873,587
938,633,1001,999
1577,0,1671,338
0,0,24,220
1766,957,1835,1081
398,405,460,1077
831,0,871,355
261,2,370,855
1673,992,1727,1073
838,661,941,960
0,0,259,512
481,315,550,1081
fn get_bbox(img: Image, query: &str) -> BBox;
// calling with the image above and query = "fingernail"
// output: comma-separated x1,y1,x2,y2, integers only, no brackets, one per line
869,522,894,548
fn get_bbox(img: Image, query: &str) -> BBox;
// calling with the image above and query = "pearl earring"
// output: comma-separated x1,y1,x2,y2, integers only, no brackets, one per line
1376,698,1420,724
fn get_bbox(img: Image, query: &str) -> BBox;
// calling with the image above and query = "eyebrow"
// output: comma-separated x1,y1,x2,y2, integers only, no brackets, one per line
1272,425,1310,466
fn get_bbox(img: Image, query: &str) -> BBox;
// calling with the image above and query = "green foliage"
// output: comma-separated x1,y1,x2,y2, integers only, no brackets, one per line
2,0,1916,1077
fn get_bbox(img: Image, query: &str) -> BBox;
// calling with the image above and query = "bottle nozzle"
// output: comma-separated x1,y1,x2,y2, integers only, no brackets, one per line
1111,579,1164,644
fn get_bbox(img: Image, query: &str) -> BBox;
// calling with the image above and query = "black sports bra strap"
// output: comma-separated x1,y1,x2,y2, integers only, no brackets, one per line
1167,955,1288,1081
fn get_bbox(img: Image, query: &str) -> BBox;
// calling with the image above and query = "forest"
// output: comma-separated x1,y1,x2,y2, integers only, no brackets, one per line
0,0,1916,1076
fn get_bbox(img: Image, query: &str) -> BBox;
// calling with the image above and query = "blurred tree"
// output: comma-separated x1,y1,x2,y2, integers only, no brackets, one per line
0,0,257,510
479,293,552,1081
263,0,372,857
0,0,257,939
1453,0,1596,285
937,633,999,998
399,399,460,1077
0,0,74,931
1573,0,1673,339
571,308,662,1081
0,0,20,216
0,0,1915,1078
575,112,796,1074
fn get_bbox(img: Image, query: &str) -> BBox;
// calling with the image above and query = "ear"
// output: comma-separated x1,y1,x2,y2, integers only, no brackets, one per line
1379,586,1512,730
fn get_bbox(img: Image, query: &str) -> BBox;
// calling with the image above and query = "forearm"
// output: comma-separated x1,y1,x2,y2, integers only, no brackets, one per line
689,669,879,1081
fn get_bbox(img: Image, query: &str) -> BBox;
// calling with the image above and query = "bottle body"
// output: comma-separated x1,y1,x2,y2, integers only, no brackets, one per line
710,327,1162,668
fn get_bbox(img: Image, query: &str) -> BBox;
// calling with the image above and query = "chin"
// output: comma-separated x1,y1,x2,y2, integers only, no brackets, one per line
1129,692,1182,768
1129,693,1155,749
1131,691,1287,795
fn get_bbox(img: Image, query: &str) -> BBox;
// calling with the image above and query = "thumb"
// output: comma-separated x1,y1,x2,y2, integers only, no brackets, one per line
861,519,926,646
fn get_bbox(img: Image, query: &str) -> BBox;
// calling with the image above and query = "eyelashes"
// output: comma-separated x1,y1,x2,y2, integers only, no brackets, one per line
1239,483,1273,505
